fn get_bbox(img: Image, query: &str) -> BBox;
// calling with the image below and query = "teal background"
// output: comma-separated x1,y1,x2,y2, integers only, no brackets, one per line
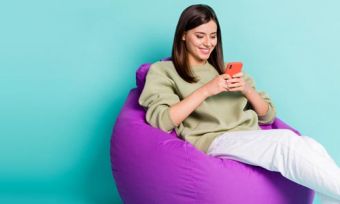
1,0,339,203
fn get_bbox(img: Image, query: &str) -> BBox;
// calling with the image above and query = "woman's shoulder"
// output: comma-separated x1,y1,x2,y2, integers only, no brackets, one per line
149,60,177,75
151,60,175,68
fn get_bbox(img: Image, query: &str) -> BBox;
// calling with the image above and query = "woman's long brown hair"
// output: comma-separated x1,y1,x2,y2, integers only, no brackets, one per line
171,4,224,83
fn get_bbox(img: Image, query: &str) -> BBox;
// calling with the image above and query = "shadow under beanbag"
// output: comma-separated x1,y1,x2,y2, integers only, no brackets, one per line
110,60,315,204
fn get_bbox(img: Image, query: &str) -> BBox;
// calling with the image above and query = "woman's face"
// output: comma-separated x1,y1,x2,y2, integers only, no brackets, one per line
182,20,218,66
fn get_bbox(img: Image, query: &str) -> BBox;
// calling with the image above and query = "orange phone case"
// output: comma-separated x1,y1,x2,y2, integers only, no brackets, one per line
225,62,243,77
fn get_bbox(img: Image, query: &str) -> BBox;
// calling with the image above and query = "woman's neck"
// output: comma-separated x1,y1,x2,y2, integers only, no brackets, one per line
188,56,207,67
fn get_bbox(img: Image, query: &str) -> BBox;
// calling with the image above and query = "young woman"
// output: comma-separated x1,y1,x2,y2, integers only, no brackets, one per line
139,4,340,204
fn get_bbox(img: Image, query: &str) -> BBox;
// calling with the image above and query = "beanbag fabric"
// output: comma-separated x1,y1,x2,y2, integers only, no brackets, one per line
110,60,315,204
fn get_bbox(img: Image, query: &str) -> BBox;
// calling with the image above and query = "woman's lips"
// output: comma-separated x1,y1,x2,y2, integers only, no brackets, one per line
199,48,210,55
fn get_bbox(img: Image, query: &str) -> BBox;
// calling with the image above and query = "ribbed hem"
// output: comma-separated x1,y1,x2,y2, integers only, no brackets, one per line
258,105,275,124
162,108,177,132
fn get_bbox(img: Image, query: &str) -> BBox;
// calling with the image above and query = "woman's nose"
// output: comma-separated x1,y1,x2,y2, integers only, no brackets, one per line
203,37,211,47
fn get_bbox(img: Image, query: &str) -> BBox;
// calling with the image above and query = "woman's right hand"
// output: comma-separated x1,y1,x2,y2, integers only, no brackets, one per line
200,73,230,98
169,74,230,126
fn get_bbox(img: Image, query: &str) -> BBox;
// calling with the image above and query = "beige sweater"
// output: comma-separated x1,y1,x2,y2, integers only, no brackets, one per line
139,61,276,153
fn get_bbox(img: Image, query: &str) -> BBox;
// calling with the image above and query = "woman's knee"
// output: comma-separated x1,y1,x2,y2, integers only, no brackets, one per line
276,129,301,146
281,129,298,136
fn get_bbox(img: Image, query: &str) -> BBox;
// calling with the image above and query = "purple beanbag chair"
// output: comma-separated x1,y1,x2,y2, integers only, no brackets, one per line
110,59,315,204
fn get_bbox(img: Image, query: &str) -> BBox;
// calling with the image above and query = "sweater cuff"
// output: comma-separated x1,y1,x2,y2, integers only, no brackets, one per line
258,105,275,124
162,108,177,132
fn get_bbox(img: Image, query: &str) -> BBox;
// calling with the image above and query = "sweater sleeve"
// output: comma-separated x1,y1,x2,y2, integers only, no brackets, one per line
138,63,180,132
244,74,276,124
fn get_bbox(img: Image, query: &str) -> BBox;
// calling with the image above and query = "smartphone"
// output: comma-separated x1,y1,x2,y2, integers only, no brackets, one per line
225,62,243,77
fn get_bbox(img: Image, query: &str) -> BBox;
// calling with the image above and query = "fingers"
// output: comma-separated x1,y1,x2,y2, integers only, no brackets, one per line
227,78,240,83
228,87,243,92
227,81,244,91
227,82,244,89
220,73,244,92
223,72,243,81
222,73,231,80
220,78,229,91
232,72,243,78
221,72,243,78
214,75,229,92
226,75,245,91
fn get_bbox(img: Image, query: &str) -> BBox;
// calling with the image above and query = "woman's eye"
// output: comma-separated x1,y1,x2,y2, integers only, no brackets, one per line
196,35,204,39
211,35,217,39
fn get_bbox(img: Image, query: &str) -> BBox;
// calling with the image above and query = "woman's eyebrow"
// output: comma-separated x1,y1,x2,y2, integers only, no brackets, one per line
194,32,217,35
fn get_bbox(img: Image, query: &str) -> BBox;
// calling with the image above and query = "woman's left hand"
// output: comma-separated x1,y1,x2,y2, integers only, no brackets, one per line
226,72,252,95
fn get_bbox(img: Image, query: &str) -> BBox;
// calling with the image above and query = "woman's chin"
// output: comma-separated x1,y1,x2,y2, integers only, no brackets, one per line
198,52,211,60
191,53,210,64
199,56,210,61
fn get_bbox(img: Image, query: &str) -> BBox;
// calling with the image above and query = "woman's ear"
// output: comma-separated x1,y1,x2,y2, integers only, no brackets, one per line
182,33,186,41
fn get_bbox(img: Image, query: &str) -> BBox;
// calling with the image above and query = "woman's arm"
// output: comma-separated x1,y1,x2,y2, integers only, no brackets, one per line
169,73,230,126
140,63,230,130
226,72,269,117
242,87,269,116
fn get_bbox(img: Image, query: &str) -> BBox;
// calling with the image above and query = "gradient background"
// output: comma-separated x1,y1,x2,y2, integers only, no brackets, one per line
1,0,339,203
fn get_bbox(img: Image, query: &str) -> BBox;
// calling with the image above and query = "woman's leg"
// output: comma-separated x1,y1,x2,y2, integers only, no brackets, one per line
300,135,338,167
207,129,340,202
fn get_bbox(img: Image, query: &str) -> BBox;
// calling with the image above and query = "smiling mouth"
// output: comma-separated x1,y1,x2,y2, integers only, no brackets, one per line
199,48,210,54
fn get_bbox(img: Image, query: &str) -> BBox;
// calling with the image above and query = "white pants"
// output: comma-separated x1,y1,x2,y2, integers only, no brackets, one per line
207,129,340,204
